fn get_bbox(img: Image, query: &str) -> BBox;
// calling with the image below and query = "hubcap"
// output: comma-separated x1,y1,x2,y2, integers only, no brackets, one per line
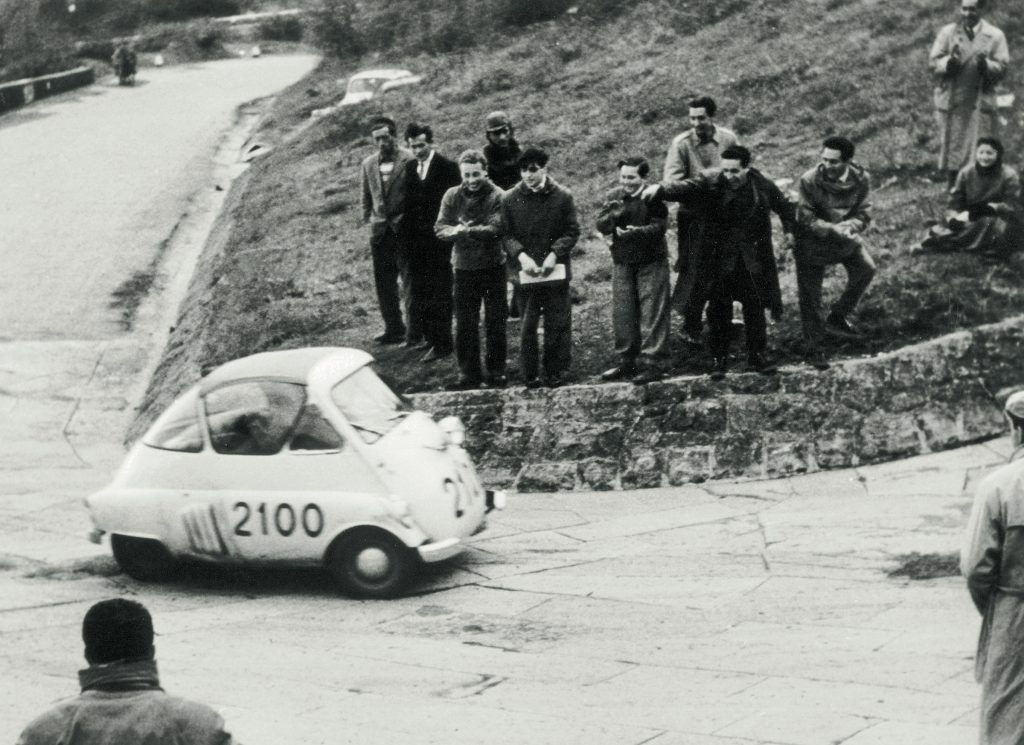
354,546,391,581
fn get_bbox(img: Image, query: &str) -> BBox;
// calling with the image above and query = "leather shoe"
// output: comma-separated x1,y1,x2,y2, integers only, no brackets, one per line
444,378,480,391
416,339,433,350
806,349,830,371
631,369,664,385
746,352,777,375
825,313,864,340
374,332,404,345
709,356,728,381
402,337,425,348
544,373,563,389
600,365,637,382
524,377,544,389
421,347,450,363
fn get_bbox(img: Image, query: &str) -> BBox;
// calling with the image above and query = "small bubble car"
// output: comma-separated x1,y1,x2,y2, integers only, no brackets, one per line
86,347,504,598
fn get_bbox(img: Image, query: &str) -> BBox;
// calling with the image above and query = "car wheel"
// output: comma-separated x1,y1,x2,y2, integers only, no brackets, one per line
327,528,414,599
111,535,177,582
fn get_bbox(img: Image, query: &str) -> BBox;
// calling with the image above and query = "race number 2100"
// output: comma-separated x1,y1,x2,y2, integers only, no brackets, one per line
232,502,324,538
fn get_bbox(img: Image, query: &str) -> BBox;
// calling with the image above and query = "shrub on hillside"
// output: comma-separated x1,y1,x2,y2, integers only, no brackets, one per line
495,0,571,27
143,0,240,22
258,15,304,41
310,0,364,58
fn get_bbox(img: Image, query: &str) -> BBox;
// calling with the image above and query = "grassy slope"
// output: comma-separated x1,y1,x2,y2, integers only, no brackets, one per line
194,0,1024,393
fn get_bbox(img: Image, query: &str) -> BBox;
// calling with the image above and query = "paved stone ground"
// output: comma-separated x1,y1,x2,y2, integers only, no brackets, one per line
0,438,1007,745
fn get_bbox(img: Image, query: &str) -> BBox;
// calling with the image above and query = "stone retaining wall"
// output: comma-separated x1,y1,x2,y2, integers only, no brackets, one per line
0,66,95,115
410,316,1024,491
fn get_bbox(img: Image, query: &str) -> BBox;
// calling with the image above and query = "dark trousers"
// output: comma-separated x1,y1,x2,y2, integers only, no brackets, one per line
370,225,407,338
409,241,453,353
612,261,671,370
520,281,572,380
454,266,507,382
795,244,876,347
707,263,766,358
675,212,705,338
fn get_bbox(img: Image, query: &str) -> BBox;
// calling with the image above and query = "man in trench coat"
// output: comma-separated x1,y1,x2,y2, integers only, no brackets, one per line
962,445,1024,745
929,0,1009,186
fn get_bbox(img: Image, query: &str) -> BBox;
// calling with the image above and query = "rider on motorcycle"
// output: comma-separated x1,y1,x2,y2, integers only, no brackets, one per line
112,41,137,85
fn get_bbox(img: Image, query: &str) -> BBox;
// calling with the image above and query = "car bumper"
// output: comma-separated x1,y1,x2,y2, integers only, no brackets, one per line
417,537,462,563
485,489,506,513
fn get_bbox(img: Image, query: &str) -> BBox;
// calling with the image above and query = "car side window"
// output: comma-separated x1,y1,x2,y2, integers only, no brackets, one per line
204,381,305,456
289,403,344,452
143,385,203,453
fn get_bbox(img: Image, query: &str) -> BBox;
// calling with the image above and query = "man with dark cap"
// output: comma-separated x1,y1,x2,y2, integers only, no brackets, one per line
17,598,237,745
483,111,525,319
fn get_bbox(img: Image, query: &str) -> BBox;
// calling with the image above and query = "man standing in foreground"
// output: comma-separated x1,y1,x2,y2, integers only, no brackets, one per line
663,95,740,345
403,122,461,361
361,116,414,344
794,135,874,371
929,0,1009,186
962,398,1024,745
501,147,580,388
17,598,237,745
643,145,794,379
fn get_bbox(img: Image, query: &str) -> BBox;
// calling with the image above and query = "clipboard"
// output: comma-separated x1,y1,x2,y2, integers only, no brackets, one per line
519,264,566,286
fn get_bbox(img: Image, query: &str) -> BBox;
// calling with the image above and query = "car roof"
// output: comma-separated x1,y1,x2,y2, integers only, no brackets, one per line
199,347,374,392
349,68,413,80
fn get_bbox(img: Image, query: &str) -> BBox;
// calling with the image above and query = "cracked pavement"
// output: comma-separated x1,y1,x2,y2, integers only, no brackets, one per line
0,439,1009,745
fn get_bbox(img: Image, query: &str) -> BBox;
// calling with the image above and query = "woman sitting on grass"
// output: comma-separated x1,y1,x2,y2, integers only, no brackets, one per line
919,137,1021,259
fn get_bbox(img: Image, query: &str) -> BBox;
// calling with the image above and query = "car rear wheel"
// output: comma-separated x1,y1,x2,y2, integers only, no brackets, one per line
326,528,414,599
111,535,177,582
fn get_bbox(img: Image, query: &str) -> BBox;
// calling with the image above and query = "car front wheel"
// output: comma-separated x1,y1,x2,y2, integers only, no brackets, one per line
111,535,177,582
327,528,414,599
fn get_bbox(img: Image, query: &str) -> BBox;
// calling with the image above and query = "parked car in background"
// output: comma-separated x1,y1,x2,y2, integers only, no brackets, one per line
339,68,422,106
85,347,504,598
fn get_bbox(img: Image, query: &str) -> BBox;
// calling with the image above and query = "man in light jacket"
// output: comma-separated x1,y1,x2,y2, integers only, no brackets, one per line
17,598,237,745
929,0,1009,186
360,115,415,344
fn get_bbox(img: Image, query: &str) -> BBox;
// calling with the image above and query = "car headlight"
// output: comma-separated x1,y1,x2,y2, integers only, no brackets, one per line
438,415,465,447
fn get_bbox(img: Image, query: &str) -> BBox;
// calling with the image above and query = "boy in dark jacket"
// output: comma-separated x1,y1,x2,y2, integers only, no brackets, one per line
500,147,580,388
596,157,671,384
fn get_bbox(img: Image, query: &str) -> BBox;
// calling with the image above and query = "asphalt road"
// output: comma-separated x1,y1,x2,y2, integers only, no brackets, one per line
0,54,995,745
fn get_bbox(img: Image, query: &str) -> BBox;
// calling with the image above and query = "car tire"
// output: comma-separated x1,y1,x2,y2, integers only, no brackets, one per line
111,535,177,582
326,528,414,599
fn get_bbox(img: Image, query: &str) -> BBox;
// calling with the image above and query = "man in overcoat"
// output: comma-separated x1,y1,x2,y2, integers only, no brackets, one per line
929,0,1009,186
643,145,794,379
962,447,1024,745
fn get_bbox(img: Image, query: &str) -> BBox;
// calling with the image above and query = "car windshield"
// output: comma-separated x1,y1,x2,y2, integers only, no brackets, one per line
330,366,411,444
347,77,383,94
142,385,203,453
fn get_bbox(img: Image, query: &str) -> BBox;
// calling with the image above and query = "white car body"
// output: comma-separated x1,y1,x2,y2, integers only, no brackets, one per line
86,347,503,597
338,68,423,106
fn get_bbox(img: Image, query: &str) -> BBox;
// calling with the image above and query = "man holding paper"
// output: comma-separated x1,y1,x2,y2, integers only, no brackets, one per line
500,147,580,388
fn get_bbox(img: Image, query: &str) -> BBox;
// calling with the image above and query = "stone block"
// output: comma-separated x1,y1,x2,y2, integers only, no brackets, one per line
662,398,727,435
620,449,663,489
814,429,860,468
763,436,817,477
666,446,715,485
860,410,924,460
712,433,764,479
578,458,617,491
514,462,578,493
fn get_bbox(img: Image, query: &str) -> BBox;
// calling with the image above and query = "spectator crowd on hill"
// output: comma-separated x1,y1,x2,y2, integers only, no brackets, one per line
357,0,1016,392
